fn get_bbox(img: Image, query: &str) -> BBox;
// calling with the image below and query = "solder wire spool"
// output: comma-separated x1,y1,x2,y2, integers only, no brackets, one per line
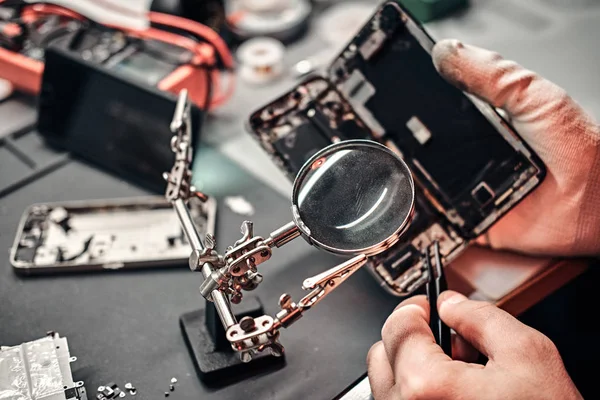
226,0,311,43
236,37,286,84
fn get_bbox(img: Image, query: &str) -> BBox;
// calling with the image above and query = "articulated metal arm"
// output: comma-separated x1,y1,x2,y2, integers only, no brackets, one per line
164,90,369,362
163,89,236,329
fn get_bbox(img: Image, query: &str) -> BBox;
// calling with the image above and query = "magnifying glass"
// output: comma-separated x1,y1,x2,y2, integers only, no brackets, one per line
287,139,415,257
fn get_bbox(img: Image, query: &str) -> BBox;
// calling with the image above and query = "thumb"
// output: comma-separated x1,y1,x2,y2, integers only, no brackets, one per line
437,290,541,362
432,39,565,123
431,39,598,148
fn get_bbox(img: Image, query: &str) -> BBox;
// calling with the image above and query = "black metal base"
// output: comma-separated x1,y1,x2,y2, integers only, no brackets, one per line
180,296,286,386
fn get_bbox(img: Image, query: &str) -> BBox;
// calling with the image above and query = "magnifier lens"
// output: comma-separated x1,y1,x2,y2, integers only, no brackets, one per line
292,140,414,255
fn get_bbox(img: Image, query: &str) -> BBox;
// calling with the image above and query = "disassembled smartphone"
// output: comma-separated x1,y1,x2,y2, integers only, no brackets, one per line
247,1,546,296
10,196,216,275
0,331,87,400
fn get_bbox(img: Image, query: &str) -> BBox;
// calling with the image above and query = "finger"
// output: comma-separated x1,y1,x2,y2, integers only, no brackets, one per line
452,332,480,363
394,297,479,363
393,294,429,313
367,341,395,400
438,290,541,361
432,39,574,120
381,295,450,378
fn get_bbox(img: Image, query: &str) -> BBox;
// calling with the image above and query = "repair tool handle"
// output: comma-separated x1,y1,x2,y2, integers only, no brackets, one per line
427,242,452,357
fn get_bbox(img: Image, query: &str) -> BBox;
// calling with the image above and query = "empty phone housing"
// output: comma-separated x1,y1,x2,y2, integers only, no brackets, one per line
10,196,216,274
247,1,546,295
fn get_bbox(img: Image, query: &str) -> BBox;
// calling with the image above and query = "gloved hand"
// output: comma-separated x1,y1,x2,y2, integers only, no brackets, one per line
432,39,600,257
367,291,582,400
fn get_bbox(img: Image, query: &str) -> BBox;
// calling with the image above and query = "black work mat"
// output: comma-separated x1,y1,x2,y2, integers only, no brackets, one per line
0,156,400,400
0,95,70,198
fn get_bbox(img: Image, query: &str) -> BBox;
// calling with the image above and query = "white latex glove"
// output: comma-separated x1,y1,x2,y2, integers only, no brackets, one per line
432,39,600,257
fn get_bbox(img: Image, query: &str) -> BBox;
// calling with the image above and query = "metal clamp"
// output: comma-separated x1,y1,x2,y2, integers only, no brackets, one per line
164,90,370,362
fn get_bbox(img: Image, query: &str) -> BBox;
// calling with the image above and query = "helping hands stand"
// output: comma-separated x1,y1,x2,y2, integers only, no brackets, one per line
163,90,369,380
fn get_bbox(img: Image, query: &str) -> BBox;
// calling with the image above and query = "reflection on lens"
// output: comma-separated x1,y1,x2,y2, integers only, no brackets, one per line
292,140,414,255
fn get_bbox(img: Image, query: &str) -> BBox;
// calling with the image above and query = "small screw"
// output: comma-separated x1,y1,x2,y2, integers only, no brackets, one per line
188,250,202,271
279,293,292,309
170,384,175,392
239,316,256,333
164,392,170,397
119,392,126,398
251,272,263,285
97,386,106,393
204,234,216,250
170,377,177,384
124,383,134,390
240,351,252,363
231,293,242,304
129,389,137,396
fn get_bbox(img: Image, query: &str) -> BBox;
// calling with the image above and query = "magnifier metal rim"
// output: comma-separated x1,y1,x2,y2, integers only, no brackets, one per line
291,139,416,257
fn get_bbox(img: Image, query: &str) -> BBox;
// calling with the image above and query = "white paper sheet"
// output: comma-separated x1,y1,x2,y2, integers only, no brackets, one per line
24,0,152,30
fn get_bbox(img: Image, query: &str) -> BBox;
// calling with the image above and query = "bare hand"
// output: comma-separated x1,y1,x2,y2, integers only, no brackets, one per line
367,291,582,399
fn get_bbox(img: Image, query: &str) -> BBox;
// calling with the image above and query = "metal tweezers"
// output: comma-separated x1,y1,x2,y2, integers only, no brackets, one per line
425,241,452,357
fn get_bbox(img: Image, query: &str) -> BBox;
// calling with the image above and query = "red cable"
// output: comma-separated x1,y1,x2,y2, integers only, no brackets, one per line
3,1,235,108
148,12,234,70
